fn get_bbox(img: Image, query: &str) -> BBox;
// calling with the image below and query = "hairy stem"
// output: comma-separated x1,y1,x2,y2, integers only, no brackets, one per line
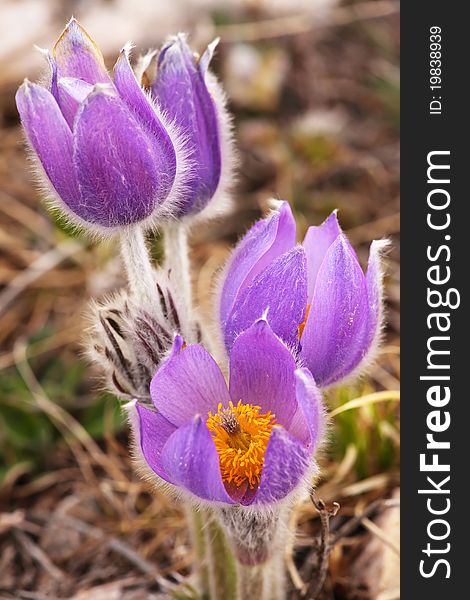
163,221,192,311
120,226,158,310
215,505,290,600
186,507,210,598
239,564,264,598
268,550,287,600
205,513,239,600
238,550,287,600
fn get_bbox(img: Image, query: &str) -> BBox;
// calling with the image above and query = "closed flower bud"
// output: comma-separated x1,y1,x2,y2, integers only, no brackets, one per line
15,19,186,233
218,202,388,387
147,34,234,217
86,269,197,401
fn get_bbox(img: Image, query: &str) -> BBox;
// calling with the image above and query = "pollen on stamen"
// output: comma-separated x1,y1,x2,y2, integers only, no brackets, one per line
206,401,277,489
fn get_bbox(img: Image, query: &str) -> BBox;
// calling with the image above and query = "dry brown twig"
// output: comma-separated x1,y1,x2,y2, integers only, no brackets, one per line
292,494,400,599
301,493,340,599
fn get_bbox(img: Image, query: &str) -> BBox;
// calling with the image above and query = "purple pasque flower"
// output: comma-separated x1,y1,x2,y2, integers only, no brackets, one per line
132,318,323,506
15,18,179,231
149,34,224,216
219,202,387,387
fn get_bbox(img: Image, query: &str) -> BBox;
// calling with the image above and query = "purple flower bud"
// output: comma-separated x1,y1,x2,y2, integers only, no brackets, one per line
15,19,178,232
149,35,226,216
130,319,324,507
219,202,387,387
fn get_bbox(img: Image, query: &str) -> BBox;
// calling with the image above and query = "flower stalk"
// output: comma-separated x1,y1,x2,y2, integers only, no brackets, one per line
186,508,210,598
163,221,193,313
205,512,239,600
119,227,159,308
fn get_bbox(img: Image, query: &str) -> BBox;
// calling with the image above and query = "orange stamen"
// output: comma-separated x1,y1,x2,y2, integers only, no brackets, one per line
297,304,311,339
206,401,276,489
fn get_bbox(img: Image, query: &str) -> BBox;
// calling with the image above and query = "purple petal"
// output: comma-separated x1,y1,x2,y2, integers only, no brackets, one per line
152,35,221,214
220,202,296,329
57,77,93,127
199,38,219,74
73,88,164,227
160,415,235,503
228,319,298,427
303,240,386,386
53,18,111,84
224,246,308,351
15,81,80,210
303,211,342,301
288,368,324,448
300,235,369,386
325,240,387,380
254,427,310,504
113,49,176,201
135,403,177,480
45,51,59,100
150,341,230,428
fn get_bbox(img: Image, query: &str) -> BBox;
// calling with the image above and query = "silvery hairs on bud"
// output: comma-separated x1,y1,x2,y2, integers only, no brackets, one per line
85,268,200,403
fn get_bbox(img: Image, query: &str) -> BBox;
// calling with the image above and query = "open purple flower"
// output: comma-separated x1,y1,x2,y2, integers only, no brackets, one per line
132,319,323,506
15,18,180,231
149,34,224,216
219,202,387,387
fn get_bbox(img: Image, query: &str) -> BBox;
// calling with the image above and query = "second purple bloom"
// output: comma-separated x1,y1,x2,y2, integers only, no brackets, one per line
150,34,222,216
219,202,386,387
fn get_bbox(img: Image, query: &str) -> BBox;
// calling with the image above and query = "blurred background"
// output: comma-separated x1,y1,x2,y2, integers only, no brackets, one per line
0,0,399,598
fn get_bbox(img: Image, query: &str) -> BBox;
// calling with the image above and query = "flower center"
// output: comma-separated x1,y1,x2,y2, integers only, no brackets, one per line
206,401,276,489
297,303,311,339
